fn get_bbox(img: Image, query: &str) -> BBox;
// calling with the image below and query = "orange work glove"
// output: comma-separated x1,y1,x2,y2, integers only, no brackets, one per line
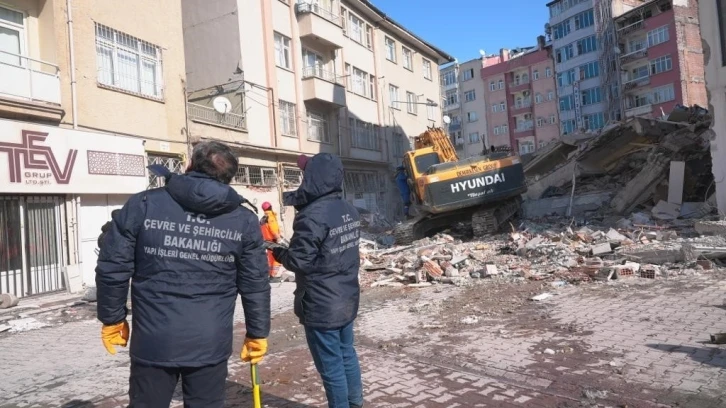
241,337,268,364
101,320,130,355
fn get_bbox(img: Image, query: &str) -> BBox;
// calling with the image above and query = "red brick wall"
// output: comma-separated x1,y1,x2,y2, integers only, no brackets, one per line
675,1,708,107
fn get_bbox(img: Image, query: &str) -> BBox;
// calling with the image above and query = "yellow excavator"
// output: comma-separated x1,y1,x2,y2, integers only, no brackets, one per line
394,127,527,244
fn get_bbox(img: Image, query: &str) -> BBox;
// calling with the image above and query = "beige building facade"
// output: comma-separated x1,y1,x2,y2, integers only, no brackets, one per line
181,0,453,231
0,0,188,297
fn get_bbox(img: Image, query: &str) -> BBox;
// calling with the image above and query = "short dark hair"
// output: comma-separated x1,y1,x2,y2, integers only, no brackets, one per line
188,141,238,184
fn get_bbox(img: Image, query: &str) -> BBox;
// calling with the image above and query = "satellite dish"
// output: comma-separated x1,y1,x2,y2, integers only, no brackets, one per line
443,115,451,124
479,49,486,56
213,96,232,114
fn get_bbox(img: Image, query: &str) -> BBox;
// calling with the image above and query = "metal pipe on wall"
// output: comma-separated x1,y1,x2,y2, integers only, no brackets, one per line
66,0,78,129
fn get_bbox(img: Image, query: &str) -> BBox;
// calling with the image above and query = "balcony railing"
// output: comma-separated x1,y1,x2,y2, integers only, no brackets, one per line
188,102,246,130
618,20,644,36
302,66,344,85
514,121,534,133
625,104,652,118
511,98,532,110
0,50,61,104
295,2,340,24
623,75,650,91
509,79,530,88
620,48,648,64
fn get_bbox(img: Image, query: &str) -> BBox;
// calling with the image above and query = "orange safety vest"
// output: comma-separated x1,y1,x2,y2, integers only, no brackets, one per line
260,210,281,272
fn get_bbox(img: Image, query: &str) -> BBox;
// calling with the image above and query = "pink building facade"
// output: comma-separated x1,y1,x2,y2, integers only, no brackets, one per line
615,0,706,119
481,37,560,155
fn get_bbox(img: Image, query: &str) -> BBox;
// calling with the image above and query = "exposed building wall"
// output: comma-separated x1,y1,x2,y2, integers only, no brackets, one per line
699,0,726,215
458,58,488,157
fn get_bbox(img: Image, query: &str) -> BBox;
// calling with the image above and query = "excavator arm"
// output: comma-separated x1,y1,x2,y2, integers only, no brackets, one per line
413,127,459,163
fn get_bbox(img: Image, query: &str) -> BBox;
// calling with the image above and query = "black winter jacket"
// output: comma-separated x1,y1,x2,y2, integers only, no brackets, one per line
96,172,271,367
273,153,361,329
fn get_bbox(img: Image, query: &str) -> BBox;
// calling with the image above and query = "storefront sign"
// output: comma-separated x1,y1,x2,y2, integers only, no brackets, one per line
0,119,148,194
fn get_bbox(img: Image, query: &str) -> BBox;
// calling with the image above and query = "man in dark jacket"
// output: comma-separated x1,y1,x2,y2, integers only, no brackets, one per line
96,141,271,408
272,153,363,408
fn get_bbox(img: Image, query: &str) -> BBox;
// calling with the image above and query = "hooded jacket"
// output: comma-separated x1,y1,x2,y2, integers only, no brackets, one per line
273,153,361,329
96,172,270,367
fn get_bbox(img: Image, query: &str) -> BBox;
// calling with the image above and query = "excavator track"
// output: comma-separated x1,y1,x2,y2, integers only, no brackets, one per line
393,218,419,246
472,197,522,238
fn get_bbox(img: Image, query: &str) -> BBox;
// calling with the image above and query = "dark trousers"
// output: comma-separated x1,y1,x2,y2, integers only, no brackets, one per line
304,321,364,408
128,359,228,408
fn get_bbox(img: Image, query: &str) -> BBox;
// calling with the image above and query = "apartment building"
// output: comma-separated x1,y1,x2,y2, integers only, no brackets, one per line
548,0,606,135
481,38,560,155
615,0,706,119
440,57,490,158
0,0,188,298
181,0,452,229
698,0,726,216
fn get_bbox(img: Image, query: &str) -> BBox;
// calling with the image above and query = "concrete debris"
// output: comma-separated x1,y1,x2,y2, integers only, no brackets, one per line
0,293,20,309
460,316,479,325
543,348,556,355
531,293,554,301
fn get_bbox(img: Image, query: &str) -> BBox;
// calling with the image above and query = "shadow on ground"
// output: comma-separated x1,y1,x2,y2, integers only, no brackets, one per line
226,380,317,408
646,343,726,369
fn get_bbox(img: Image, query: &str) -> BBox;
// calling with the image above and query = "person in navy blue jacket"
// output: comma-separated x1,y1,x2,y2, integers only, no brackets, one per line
272,153,364,408
95,141,271,408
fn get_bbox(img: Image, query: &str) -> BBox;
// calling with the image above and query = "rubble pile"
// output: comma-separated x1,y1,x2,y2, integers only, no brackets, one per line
360,208,725,289
523,106,714,219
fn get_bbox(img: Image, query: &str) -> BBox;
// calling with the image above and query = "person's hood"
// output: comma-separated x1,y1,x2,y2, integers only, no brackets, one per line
164,171,243,216
283,153,343,208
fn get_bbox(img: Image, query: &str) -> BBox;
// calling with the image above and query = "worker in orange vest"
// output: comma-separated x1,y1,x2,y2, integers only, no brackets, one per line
260,201,282,281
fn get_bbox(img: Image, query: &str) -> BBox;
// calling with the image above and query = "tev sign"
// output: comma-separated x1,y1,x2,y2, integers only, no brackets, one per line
0,130,78,186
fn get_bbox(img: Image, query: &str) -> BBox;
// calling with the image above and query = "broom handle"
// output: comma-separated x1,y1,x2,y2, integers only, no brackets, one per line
251,363,262,408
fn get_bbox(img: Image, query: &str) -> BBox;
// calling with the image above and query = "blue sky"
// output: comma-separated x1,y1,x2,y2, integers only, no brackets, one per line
373,0,550,62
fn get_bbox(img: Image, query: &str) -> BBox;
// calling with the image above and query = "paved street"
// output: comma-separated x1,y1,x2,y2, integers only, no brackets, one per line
2,274,726,407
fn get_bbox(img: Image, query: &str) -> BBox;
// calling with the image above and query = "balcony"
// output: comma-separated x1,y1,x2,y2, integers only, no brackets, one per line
510,98,533,113
188,102,246,130
0,51,63,120
618,19,645,37
301,67,346,107
443,101,460,112
508,80,530,93
620,48,648,65
514,120,534,133
625,104,652,118
623,76,650,91
296,3,345,49
448,121,462,131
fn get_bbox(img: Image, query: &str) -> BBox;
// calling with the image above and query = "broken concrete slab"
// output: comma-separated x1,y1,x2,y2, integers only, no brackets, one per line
668,161,685,205
522,192,612,218
606,229,628,243
695,221,726,236
618,242,687,264
611,154,670,214
652,200,681,220
591,243,613,255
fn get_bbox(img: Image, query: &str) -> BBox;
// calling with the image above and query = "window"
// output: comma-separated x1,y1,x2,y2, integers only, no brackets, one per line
340,7,347,35
557,69,576,87
491,104,498,113
393,131,407,157
652,84,675,103
494,126,500,135
467,111,478,122
547,91,554,101
366,26,373,49
279,100,297,136
274,32,291,69
556,44,574,63
553,20,571,40
562,119,576,134
463,68,474,81
349,13,365,44
631,65,649,80
580,61,599,79
0,5,24,66
633,93,650,107
576,35,597,55
559,95,574,111
499,102,506,111
574,9,594,30
423,59,432,80
95,23,164,98
406,91,417,114
581,87,602,105
546,67,552,77
385,37,396,62
389,84,400,109
550,114,556,124
582,112,605,131
498,79,504,89
650,55,672,75
427,99,435,120
445,89,458,107
442,70,457,86
537,117,544,127
489,81,496,91
307,111,330,143
348,118,380,150
464,89,476,102
234,166,277,186
402,47,413,70
468,132,480,144
628,38,647,53
352,67,366,95
302,48,324,77
519,140,535,155
533,70,539,80
368,74,376,100
535,93,543,104
647,26,669,47
344,63,352,87
502,124,509,133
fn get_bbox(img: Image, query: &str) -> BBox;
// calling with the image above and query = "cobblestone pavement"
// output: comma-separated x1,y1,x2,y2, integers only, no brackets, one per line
2,275,726,407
